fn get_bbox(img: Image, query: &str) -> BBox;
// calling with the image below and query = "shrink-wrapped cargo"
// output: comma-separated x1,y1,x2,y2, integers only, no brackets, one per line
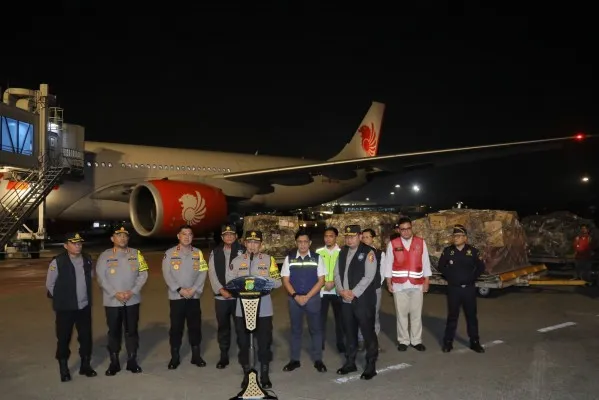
412,209,529,275
242,215,299,258
521,211,597,257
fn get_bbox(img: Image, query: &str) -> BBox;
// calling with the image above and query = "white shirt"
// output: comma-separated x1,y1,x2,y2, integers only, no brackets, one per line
280,250,326,278
384,236,432,291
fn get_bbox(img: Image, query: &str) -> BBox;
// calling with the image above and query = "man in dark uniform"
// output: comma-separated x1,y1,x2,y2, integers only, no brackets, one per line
437,224,486,353
334,225,378,380
162,224,209,369
46,232,97,382
96,226,149,375
280,229,327,373
208,224,246,369
226,230,282,389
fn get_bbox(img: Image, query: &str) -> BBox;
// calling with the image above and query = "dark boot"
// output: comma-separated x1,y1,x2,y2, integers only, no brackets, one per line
360,360,377,380
260,363,272,389
190,345,206,367
241,365,251,388
79,356,97,377
216,352,229,369
470,340,485,353
126,352,142,373
336,361,358,375
442,341,453,353
58,359,71,382
105,353,121,376
168,347,180,370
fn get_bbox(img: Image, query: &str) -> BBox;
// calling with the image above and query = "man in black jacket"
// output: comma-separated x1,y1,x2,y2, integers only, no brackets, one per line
46,232,97,382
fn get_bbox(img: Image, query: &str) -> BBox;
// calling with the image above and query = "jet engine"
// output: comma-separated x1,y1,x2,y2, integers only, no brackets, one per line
129,180,227,238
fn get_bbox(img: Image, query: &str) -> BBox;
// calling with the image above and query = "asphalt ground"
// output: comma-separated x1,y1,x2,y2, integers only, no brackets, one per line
1,242,598,400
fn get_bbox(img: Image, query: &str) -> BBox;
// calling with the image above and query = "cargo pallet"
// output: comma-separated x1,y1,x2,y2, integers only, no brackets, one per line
428,264,589,298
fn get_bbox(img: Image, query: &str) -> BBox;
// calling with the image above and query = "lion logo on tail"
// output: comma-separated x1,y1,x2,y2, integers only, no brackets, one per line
359,123,378,157
179,191,207,225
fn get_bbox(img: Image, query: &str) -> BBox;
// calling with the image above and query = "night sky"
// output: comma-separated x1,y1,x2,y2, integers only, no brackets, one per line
1,5,597,219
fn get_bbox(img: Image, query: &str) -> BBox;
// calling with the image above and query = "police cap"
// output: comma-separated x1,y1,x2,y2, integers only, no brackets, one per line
245,230,262,241
453,224,467,235
113,226,129,235
65,232,84,243
343,225,361,236
222,224,236,235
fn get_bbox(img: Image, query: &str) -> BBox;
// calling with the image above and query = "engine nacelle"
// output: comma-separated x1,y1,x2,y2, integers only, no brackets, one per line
129,180,227,238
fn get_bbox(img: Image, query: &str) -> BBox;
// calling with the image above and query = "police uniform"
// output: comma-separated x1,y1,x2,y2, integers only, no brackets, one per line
45,232,97,382
95,227,149,375
226,230,281,389
334,225,378,380
162,243,208,369
208,224,246,369
437,225,486,353
280,246,326,372
358,245,384,347
317,243,345,353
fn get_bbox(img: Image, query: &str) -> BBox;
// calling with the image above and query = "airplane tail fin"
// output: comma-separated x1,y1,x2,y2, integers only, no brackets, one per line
328,101,385,161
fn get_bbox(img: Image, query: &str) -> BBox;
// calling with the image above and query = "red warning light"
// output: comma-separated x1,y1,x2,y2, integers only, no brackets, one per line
574,133,585,141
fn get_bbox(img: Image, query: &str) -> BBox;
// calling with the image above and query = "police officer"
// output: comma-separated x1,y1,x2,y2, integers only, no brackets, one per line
358,228,384,350
162,224,208,369
46,232,97,382
437,224,486,353
96,226,149,376
281,229,327,373
226,230,281,389
208,224,246,369
334,225,378,380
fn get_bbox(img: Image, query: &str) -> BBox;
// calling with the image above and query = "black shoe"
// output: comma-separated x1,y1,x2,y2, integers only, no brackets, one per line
442,341,453,353
412,343,426,351
241,365,250,388
397,344,408,351
314,360,327,372
168,347,180,370
105,353,121,376
190,346,206,367
79,356,97,377
336,363,357,375
126,353,142,373
260,363,272,389
360,362,377,380
283,360,301,371
216,353,229,369
58,359,71,382
470,340,485,353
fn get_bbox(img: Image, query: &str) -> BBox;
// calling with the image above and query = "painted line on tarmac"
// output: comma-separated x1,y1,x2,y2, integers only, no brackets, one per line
333,362,412,384
537,322,576,333
453,339,504,354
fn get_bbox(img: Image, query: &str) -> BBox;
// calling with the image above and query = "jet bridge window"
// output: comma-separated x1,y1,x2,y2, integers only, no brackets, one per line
0,116,34,155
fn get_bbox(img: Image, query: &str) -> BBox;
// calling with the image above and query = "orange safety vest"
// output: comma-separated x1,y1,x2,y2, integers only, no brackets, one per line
391,236,425,285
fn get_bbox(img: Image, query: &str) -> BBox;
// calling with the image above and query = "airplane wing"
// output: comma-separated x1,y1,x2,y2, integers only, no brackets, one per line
215,134,590,185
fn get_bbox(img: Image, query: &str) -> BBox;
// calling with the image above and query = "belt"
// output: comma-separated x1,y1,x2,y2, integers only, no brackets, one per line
449,283,474,288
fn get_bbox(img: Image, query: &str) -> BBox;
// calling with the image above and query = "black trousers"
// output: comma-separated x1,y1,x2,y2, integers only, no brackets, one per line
169,298,201,348
215,299,237,354
105,303,140,354
341,299,378,365
55,305,92,360
444,285,479,342
320,294,345,348
235,316,273,366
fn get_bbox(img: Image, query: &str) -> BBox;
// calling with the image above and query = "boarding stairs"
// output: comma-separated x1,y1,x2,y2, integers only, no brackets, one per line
0,150,83,250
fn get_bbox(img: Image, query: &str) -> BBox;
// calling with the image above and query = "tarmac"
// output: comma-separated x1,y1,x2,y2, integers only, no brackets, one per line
1,242,598,400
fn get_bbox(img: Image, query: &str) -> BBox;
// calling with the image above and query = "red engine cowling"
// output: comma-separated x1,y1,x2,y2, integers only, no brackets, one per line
129,180,227,238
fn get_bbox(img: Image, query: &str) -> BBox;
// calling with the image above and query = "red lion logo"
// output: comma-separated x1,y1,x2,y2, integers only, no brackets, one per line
359,123,378,157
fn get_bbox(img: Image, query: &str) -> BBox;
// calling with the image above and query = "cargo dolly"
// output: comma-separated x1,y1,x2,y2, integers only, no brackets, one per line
428,264,588,298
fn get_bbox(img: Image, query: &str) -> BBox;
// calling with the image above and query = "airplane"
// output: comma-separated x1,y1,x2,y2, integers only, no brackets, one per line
0,101,590,239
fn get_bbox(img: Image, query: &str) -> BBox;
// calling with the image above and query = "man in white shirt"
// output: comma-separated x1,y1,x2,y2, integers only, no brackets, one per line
384,217,431,351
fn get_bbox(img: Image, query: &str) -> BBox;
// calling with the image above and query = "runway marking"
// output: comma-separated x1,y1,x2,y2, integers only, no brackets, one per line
537,322,576,333
333,363,412,384
453,339,504,354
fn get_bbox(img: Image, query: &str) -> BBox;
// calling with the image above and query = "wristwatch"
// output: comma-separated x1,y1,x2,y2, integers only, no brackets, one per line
291,293,298,298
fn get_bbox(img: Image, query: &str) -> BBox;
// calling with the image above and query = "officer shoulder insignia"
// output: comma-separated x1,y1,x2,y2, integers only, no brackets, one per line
137,250,149,272
368,252,375,263
269,256,281,280
49,264,56,271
